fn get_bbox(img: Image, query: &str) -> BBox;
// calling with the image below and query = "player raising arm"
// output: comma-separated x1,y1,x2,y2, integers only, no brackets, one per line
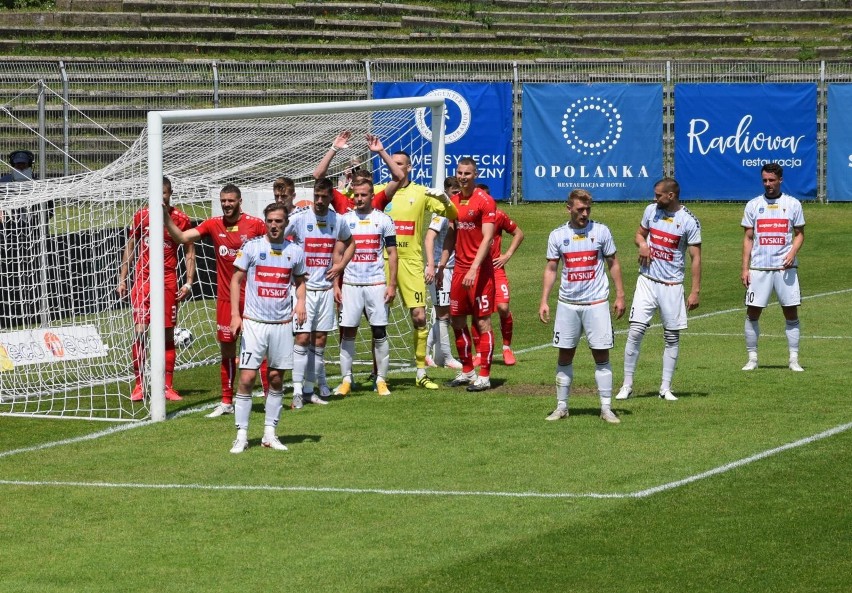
164,183,268,417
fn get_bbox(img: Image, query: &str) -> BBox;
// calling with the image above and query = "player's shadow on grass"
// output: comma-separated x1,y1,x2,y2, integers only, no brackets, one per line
246,434,322,448
631,390,707,399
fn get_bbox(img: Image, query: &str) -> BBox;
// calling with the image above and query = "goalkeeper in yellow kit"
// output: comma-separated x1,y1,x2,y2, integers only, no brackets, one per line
377,151,458,389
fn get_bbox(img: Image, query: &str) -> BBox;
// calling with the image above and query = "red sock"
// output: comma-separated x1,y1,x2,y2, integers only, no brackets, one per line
478,330,494,378
470,323,481,352
221,357,236,405
260,358,270,395
452,326,475,373
501,312,513,347
131,340,145,385
164,344,176,388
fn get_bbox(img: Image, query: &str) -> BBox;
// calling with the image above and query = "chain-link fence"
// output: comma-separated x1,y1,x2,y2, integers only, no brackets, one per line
0,59,845,200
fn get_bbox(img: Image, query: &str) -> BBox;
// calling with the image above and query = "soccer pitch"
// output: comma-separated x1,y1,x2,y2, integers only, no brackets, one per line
1,202,849,593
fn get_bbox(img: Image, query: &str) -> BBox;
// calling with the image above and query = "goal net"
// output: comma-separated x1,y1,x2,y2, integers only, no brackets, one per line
0,97,447,421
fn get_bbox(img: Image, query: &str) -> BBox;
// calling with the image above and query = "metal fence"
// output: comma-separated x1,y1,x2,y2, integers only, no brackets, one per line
1,59,848,201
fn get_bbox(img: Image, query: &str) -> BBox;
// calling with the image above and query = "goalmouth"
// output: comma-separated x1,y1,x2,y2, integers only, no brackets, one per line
145,97,448,421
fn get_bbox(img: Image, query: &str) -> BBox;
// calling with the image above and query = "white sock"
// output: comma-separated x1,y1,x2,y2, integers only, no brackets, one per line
785,319,800,358
375,335,390,379
293,345,308,385
234,393,252,431
661,329,679,392
438,319,454,367
623,322,646,388
304,347,316,385
745,317,759,356
556,363,572,408
340,336,355,383
314,346,326,387
264,390,283,428
595,361,613,409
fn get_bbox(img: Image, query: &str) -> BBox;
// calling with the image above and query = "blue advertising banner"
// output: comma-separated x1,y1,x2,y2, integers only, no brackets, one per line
826,84,852,202
372,82,513,200
521,83,663,201
674,83,817,201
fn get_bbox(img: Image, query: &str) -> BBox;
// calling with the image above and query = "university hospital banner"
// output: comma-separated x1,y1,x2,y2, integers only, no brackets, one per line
674,83,818,201
372,82,513,200
521,83,664,201
826,84,852,202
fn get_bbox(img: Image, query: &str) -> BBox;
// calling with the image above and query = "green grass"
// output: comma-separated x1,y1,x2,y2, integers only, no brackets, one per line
1,202,850,592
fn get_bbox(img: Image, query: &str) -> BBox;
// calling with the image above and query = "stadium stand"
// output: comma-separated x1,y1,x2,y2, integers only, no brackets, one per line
0,0,849,60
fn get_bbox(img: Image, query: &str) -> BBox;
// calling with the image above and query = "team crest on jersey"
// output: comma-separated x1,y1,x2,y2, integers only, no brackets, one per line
349,222,356,229
259,252,267,260
307,224,314,231
562,239,571,245
758,207,765,213
385,203,393,213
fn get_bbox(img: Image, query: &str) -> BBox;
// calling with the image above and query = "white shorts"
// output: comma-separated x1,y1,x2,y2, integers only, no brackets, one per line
629,275,688,330
745,268,801,308
294,288,336,333
239,318,294,370
428,266,453,308
553,300,614,350
340,283,389,327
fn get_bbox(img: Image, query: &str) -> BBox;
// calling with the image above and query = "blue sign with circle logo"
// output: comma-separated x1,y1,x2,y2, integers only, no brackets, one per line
522,83,664,201
373,82,513,200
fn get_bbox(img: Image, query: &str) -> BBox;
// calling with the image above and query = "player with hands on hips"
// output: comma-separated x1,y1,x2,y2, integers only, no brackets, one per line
616,177,701,403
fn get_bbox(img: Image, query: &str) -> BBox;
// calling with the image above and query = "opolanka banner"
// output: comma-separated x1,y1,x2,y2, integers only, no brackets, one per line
521,83,664,201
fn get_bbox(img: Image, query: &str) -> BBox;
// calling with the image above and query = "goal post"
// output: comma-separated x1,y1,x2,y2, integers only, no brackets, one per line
146,97,448,421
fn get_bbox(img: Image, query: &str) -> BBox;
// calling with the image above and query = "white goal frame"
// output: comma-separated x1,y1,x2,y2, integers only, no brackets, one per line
146,97,448,421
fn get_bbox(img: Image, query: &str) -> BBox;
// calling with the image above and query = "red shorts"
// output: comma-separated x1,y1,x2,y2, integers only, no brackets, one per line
450,267,495,317
131,280,178,328
217,298,245,343
494,268,511,305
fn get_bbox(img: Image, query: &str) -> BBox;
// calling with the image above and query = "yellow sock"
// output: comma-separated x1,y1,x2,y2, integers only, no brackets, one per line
414,326,429,369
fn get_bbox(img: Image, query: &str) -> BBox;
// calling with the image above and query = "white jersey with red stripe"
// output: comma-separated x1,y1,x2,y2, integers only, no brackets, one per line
640,204,701,284
547,220,616,305
285,208,352,290
234,236,306,323
741,193,805,270
341,208,396,285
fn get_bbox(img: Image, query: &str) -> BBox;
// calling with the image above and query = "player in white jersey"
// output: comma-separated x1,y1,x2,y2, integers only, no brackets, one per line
616,178,702,402
333,177,398,397
425,176,463,371
740,163,806,372
539,189,625,424
285,176,355,407
228,202,307,454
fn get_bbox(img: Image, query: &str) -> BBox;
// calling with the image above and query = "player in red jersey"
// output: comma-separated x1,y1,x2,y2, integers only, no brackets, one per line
164,183,268,417
118,176,196,403
469,184,525,367
446,158,497,392
312,130,405,214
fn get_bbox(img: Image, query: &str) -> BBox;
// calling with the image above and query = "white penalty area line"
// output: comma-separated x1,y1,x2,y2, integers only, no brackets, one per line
1,420,850,500
513,287,852,357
